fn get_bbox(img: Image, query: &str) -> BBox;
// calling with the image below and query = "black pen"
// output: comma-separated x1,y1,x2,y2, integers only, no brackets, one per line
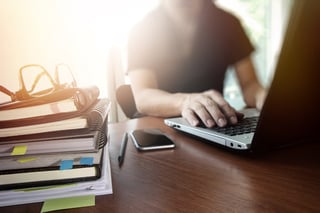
118,132,128,167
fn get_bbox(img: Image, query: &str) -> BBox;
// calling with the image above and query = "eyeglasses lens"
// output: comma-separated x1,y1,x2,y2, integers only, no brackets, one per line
55,65,76,89
21,66,55,97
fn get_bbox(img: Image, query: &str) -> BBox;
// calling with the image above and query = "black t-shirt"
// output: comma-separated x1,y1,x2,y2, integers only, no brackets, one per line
127,3,254,93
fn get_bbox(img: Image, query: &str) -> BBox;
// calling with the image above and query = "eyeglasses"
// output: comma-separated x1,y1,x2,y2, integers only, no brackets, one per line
0,64,77,104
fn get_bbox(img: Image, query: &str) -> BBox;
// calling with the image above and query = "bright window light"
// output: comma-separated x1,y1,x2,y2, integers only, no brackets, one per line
0,0,159,101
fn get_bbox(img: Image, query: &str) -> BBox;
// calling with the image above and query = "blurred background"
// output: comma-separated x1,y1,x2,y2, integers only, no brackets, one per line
0,0,293,121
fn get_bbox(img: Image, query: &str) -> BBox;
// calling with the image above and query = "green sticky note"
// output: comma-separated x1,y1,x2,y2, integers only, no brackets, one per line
41,195,95,212
11,145,27,155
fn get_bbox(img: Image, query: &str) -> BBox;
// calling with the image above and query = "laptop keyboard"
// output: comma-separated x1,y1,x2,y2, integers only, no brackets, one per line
209,116,259,136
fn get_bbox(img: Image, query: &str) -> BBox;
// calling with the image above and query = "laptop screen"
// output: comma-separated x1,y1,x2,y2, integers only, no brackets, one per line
252,0,320,151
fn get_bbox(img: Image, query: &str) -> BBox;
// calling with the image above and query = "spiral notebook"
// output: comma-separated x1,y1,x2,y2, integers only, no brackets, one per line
0,98,110,139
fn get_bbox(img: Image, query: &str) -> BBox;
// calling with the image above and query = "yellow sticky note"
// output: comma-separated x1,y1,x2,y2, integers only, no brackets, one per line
41,195,95,213
11,145,27,155
17,157,37,163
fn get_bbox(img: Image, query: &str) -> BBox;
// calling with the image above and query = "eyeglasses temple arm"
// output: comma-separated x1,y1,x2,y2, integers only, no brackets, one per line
0,85,16,101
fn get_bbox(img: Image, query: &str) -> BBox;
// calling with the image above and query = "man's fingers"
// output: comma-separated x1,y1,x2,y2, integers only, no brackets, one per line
205,90,239,126
199,98,226,127
181,91,242,128
182,108,201,127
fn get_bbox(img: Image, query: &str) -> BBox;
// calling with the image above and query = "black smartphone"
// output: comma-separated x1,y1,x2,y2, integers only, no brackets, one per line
129,129,175,151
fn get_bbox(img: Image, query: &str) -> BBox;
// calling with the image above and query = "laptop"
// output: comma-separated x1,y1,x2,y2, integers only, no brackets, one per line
164,0,320,152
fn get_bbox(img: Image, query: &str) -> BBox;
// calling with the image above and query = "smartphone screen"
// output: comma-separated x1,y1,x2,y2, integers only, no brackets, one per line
130,129,175,151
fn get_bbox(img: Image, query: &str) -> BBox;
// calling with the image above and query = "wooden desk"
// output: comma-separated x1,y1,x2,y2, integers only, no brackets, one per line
2,117,320,212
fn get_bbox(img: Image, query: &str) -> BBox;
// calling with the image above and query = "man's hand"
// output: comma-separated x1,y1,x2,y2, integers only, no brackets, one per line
181,90,243,128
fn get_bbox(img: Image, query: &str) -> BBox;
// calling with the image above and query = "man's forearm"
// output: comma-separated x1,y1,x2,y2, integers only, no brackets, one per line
135,88,186,117
243,82,266,110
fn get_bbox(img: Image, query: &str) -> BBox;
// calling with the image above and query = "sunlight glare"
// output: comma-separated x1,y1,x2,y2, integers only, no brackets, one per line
0,0,159,100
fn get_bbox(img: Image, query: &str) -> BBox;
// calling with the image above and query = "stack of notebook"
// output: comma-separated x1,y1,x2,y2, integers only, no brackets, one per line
0,86,112,207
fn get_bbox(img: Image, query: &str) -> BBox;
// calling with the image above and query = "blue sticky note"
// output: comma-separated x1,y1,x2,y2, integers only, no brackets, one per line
60,160,73,170
80,157,94,166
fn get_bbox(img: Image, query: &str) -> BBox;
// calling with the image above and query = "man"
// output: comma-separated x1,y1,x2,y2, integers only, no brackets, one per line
127,0,266,128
